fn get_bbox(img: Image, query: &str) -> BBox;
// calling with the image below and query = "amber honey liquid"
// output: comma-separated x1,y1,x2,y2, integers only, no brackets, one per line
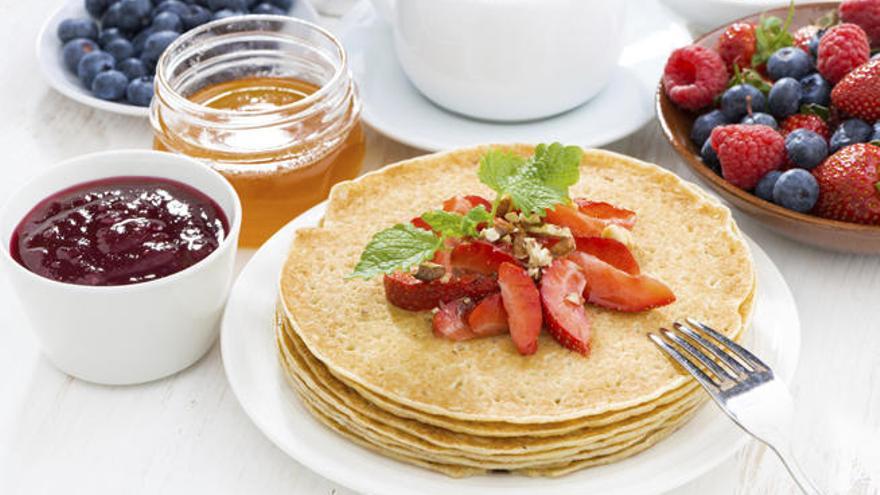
154,77,365,247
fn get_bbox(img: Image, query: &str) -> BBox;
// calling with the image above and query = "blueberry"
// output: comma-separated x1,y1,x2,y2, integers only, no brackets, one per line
102,2,142,31
57,18,99,43
768,78,802,119
721,84,766,121
126,76,154,106
77,51,115,88
91,70,129,100
785,129,828,169
212,8,244,19
120,0,154,24
267,0,293,9
207,0,249,12
131,27,155,55
872,122,880,142
830,118,873,153
799,73,831,107
767,47,814,81
250,2,284,14
62,38,99,72
772,169,819,212
180,5,212,29
117,57,147,79
700,140,721,175
807,35,820,59
98,27,126,48
141,30,179,65
156,0,190,16
152,11,183,31
741,112,778,129
105,38,134,60
86,0,116,18
691,109,728,147
755,171,782,202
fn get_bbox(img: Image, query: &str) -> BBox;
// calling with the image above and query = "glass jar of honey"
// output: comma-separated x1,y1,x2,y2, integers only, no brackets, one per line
151,16,365,247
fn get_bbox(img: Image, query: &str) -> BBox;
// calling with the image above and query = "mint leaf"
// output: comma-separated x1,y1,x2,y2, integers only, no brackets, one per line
800,103,829,120
349,224,443,279
728,65,772,94
478,143,583,216
422,205,491,239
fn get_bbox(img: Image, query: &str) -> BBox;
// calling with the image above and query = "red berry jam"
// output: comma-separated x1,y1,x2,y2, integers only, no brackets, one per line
10,176,228,286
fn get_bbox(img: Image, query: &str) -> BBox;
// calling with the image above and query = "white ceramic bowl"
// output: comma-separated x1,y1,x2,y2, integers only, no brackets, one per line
658,0,806,31
0,150,242,385
36,0,322,118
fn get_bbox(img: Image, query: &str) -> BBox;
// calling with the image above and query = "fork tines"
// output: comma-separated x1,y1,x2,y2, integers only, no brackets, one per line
648,318,771,393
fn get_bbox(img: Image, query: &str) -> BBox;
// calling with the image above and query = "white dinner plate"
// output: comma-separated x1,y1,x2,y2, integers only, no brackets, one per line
221,201,801,495
36,0,320,118
336,0,692,151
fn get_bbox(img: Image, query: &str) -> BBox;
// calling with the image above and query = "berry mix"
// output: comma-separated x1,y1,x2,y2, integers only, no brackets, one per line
57,0,297,107
662,0,880,226
351,144,676,357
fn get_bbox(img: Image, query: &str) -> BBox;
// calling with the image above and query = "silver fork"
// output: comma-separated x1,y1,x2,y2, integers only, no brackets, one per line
648,318,822,495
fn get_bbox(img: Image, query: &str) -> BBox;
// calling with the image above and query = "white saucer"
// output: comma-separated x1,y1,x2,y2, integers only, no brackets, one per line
36,0,320,118
337,0,692,151
221,200,801,495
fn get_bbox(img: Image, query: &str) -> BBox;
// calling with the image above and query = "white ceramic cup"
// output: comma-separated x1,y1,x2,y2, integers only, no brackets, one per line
0,150,242,385
370,0,626,122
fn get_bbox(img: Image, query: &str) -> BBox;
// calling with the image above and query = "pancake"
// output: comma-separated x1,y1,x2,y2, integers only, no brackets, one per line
279,145,755,425
275,310,707,461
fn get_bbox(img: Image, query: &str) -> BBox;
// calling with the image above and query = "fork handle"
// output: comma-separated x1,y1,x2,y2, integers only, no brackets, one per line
761,434,823,495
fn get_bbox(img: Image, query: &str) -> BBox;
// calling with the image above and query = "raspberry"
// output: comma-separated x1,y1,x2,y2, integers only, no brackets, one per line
780,114,830,141
662,45,729,110
710,124,785,190
840,0,880,47
817,23,871,84
716,22,757,71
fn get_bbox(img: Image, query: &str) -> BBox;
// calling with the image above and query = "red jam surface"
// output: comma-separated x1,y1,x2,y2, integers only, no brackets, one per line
10,176,228,286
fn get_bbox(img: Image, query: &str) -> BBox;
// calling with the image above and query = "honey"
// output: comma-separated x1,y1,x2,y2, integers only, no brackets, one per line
150,16,365,247
154,77,364,246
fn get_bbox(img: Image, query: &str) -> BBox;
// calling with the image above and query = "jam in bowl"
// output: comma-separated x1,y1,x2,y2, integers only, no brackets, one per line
0,150,242,385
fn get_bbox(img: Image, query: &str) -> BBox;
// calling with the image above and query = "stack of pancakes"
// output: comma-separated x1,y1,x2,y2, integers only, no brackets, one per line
276,146,756,477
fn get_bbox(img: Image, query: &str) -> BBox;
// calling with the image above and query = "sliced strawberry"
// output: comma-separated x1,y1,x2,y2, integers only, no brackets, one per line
433,298,477,341
383,272,498,311
540,259,591,355
497,262,542,355
567,252,676,312
411,217,433,231
467,293,509,337
574,237,640,275
450,241,520,275
544,204,605,237
574,199,637,229
442,195,492,214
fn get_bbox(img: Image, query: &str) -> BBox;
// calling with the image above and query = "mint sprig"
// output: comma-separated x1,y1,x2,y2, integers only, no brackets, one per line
422,205,491,239
349,223,443,279
479,143,582,216
751,1,795,68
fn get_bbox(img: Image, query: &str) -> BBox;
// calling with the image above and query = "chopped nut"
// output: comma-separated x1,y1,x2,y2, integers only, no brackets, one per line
523,237,553,268
527,266,541,279
414,262,445,281
481,227,502,243
601,224,633,247
493,217,513,236
521,213,541,225
564,292,583,305
549,237,576,257
525,223,572,239
512,233,528,259
499,234,512,245
495,196,512,218
504,212,520,224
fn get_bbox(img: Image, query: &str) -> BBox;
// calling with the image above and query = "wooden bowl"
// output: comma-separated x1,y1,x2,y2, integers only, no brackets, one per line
656,2,880,254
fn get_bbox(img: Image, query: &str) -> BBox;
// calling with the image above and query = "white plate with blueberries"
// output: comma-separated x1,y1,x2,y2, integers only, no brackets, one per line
38,0,320,117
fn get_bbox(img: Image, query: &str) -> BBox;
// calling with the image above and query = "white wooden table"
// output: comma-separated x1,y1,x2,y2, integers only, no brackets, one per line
1,1,878,494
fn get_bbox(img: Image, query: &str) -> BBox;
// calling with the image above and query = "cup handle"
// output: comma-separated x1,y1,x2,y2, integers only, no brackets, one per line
369,0,396,24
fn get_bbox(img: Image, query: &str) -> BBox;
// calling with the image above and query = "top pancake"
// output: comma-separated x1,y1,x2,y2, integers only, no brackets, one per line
279,145,755,423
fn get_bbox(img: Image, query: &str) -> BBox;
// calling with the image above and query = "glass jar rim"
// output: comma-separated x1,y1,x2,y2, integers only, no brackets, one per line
154,15,348,119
